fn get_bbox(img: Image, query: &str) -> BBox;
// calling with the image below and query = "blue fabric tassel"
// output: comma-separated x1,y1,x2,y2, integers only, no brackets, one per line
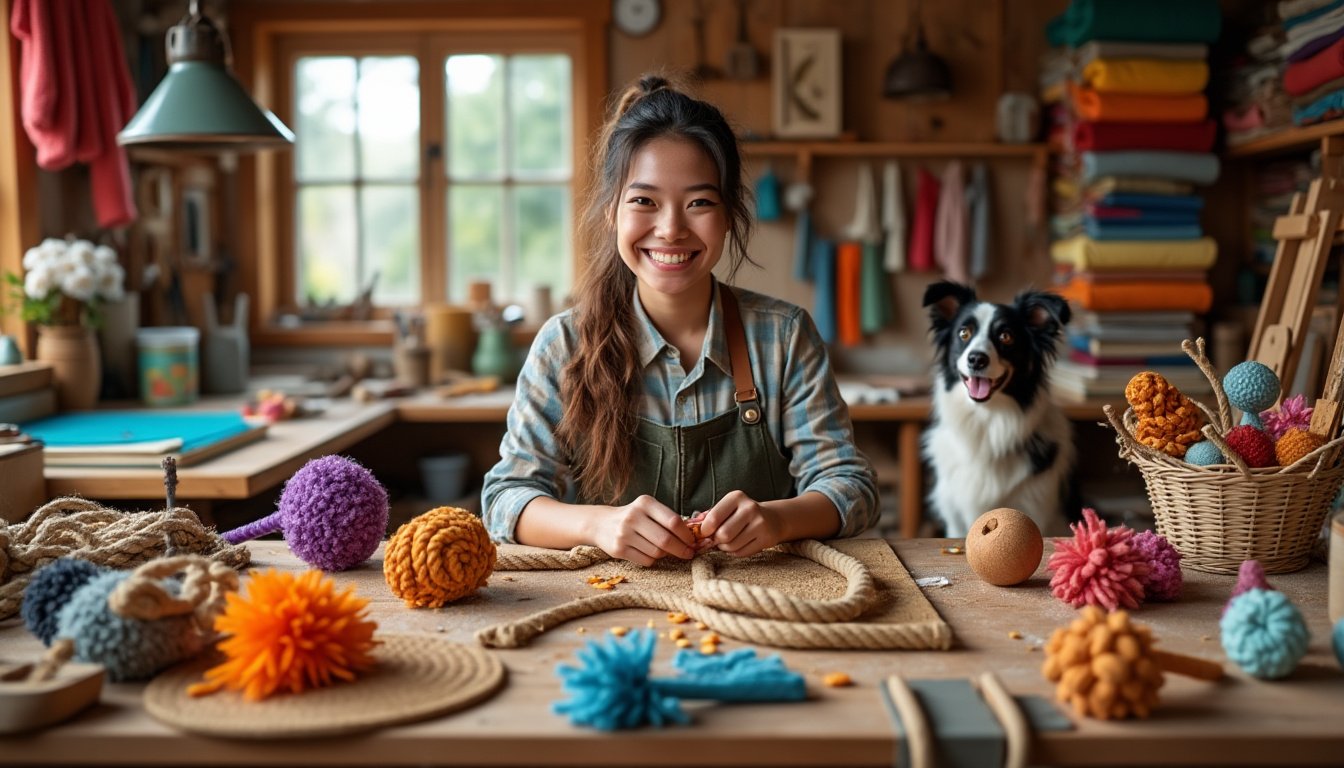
811,239,837,344
793,210,814,282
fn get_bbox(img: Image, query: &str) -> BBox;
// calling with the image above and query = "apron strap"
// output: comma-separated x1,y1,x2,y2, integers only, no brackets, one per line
719,286,762,425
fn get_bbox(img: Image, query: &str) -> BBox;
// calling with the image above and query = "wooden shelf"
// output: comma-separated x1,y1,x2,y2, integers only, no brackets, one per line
742,140,1049,178
1225,120,1344,158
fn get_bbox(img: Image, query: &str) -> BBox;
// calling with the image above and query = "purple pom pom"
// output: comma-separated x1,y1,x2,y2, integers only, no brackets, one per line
1131,530,1182,601
1224,559,1273,616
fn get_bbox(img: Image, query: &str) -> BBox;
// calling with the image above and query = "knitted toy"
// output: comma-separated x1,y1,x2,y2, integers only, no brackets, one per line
1275,427,1326,467
1184,440,1224,466
1223,361,1280,429
1222,425,1277,468
21,555,238,682
1042,606,1222,720
220,455,388,571
553,629,806,730
1130,530,1182,602
1221,588,1309,679
1224,559,1273,616
1261,393,1313,440
188,569,378,701
1125,371,1204,457
1047,508,1149,611
384,506,496,608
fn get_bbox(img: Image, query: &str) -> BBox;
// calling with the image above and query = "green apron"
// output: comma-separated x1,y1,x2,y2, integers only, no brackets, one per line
613,287,794,516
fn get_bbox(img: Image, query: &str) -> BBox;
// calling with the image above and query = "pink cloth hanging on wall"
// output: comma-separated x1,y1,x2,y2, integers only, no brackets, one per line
11,0,138,228
934,160,968,284
907,167,940,272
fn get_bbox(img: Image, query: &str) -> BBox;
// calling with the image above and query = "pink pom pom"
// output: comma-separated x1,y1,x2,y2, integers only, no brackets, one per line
1223,559,1273,616
1131,530,1182,601
1047,508,1150,611
1260,394,1313,441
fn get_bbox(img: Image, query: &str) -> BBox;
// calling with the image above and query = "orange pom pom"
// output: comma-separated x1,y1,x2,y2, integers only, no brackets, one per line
1042,606,1163,720
384,506,496,608
1125,371,1204,457
1275,427,1326,467
189,569,378,701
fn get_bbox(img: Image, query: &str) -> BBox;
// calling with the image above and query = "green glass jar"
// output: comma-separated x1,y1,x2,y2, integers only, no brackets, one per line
471,327,520,382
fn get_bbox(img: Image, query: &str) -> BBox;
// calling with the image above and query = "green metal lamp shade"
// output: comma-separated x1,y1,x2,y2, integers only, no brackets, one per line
118,60,294,151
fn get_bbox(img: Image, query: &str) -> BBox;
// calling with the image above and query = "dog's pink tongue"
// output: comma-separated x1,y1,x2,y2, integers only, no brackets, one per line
966,377,992,399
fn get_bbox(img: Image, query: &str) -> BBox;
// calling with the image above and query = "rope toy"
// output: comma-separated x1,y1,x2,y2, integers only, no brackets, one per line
1130,530,1182,602
221,455,388,571
553,628,805,730
1042,606,1222,720
384,506,496,608
1223,361,1280,429
1275,427,1326,467
1222,425,1277,468
1261,393,1313,440
189,569,379,701
1047,508,1149,611
1125,371,1205,457
0,497,250,621
21,555,239,681
1184,439,1224,466
1221,586,1309,680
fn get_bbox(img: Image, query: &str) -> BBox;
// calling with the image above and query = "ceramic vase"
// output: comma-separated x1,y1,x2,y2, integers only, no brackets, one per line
472,327,520,382
36,325,101,410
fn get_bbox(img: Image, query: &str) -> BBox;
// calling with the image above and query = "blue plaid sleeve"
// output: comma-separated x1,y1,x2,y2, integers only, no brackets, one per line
481,314,571,543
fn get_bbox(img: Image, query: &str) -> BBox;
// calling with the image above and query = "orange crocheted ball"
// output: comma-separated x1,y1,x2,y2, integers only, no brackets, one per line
1274,427,1326,467
1125,371,1204,458
383,506,497,608
1042,606,1164,720
1224,425,1277,468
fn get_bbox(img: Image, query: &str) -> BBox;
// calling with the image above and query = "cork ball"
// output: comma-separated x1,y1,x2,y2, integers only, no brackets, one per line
1274,427,1326,467
1223,425,1278,468
1223,362,1280,429
383,506,497,608
1185,440,1224,466
965,508,1044,586
1125,371,1204,458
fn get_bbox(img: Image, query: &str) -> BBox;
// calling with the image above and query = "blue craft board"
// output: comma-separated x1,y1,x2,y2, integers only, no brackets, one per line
21,411,253,452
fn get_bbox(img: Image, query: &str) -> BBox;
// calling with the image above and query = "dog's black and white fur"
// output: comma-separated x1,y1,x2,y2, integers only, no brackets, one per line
921,281,1074,537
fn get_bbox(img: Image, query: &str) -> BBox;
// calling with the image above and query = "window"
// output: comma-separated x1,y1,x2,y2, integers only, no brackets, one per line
233,3,606,342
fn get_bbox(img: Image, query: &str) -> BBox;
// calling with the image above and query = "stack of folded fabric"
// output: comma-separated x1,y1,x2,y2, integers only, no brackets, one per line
1223,17,1292,145
1282,0,1344,125
1041,0,1222,399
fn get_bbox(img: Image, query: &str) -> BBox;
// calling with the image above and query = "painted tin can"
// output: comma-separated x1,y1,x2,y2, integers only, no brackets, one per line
137,327,199,406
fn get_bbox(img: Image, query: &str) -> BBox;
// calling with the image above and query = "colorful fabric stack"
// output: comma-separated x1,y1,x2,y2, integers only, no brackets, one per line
1041,0,1221,399
1281,0,1344,126
1222,15,1291,145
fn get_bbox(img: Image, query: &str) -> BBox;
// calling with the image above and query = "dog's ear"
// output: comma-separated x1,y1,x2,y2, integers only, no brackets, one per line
1015,289,1071,337
923,281,976,328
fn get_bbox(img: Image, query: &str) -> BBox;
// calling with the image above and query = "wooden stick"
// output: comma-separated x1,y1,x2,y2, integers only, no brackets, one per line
1151,648,1224,682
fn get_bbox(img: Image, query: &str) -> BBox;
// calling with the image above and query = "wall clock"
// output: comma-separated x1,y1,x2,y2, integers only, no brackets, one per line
613,0,661,37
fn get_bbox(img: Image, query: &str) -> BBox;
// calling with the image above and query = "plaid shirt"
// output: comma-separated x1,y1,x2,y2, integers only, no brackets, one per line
482,281,879,543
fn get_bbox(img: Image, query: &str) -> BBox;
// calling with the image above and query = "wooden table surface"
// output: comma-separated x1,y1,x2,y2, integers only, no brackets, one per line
1,539,1339,767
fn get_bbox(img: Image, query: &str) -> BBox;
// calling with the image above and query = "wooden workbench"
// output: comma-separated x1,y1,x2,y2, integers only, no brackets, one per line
0,539,1339,766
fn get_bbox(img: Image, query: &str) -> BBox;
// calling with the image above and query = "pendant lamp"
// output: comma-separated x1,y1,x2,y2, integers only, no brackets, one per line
882,1,952,101
118,0,294,151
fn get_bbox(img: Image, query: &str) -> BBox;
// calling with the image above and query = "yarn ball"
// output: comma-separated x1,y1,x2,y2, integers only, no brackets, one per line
1220,588,1309,679
21,558,102,645
965,507,1043,586
1222,425,1277,468
1047,508,1149,611
1224,559,1274,616
1125,371,1204,457
1334,619,1344,669
190,569,378,701
1184,440,1224,466
1275,427,1326,467
1224,361,1281,429
1130,530,1182,602
384,506,496,608
1042,606,1164,720
57,571,204,682
1261,393,1313,440
274,455,389,571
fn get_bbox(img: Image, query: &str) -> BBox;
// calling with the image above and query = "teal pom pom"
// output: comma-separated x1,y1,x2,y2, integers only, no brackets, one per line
56,572,205,682
1224,362,1280,427
1185,440,1224,466
1220,588,1309,679
21,558,102,645
1334,619,1344,669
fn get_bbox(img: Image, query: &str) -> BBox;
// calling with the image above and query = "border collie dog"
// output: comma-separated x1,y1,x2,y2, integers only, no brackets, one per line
921,281,1074,537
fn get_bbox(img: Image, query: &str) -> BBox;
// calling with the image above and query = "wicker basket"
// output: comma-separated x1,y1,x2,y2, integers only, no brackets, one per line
1104,339,1344,575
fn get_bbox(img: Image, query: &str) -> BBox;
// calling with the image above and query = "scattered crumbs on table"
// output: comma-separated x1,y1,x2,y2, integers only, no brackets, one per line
916,576,951,588
500,575,515,581
576,627,587,634
435,626,445,633
695,621,708,630
610,626,629,637
1008,630,1023,640
823,672,854,688
941,546,964,555
1201,635,1212,642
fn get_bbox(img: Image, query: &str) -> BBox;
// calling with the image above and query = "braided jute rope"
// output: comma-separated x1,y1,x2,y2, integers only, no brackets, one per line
0,497,251,621
108,555,241,632
479,539,951,651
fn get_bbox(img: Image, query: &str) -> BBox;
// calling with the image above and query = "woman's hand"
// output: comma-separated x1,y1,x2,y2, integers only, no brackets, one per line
589,495,699,566
696,490,786,558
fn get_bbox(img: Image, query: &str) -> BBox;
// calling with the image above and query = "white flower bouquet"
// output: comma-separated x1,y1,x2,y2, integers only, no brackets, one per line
5,237,126,327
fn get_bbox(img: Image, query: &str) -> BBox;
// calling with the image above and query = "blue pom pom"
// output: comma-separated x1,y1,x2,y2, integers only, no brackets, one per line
1185,440,1224,466
553,629,684,730
1220,588,1309,679
1224,361,1280,415
1334,619,1344,669
21,558,104,645
56,571,205,682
